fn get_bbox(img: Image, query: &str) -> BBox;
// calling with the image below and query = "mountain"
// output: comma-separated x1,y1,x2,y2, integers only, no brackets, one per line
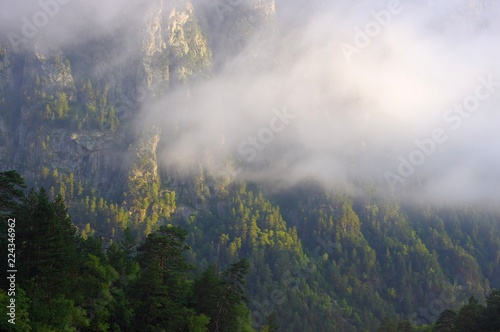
0,0,499,331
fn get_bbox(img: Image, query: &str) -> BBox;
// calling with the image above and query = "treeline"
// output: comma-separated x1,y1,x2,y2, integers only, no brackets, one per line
377,290,500,331
0,171,266,332
24,65,119,132
3,165,500,331
432,293,500,332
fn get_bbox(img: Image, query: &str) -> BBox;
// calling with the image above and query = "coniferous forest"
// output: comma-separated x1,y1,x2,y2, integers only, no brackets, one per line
1,171,256,331
1,1,500,331
1,171,500,331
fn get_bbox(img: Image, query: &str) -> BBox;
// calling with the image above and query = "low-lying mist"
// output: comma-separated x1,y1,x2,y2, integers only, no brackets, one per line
150,0,500,207
2,0,499,207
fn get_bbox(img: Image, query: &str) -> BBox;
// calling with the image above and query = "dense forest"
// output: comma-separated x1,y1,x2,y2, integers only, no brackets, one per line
1,1,500,331
1,171,499,331
1,170,259,331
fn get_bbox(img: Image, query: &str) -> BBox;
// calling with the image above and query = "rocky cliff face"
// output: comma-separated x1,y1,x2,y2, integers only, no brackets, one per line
0,0,274,201
193,0,276,68
0,46,13,169
430,0,494,24
137,0,212,96
0,0,215,189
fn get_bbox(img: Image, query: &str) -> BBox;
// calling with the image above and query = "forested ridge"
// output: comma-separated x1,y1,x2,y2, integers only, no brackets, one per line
1,1,500,330
1,170,258,331
1,171,499,331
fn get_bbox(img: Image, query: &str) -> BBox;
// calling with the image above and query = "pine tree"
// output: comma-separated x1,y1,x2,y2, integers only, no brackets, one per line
433,309,457,332
17,191,79,289
0,170,25,215
377,317,397,332
193,259,251,332
454,296,485,332
397,319,413,332
483,289,500,331
261,312,280,332
16,189,87,331
131,226,193,331
55,92,69,119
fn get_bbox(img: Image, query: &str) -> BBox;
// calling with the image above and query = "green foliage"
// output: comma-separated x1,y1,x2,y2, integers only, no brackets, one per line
193,259,251,332
0,288,31,331
35,168,129,241
5,173,255,332
378,317,398,332
54,92,70,119
453,297,485,332
131,226,194,330
261,312,280,332
73,81,119,131
0,170,25,215
397,320,413,332
3,168,500,332
433,309,457,332
2,17,499,331
21,71,119,131
426,289,500,332
0,171,26,291
14,189,90,331
123,133,176,238
187,314,210,332
17,190,79,292
483,289,500,331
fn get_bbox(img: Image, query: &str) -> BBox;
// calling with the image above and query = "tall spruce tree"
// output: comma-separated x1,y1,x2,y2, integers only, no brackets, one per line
377,317,398,332
433,309,457,332
16,189,88,331
483,289,500,331
454,296,485,332
193,259,251,332
131,225,194,331
0,170,25,215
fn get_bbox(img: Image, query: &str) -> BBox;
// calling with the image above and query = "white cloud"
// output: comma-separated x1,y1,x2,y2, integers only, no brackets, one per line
1,0,499,205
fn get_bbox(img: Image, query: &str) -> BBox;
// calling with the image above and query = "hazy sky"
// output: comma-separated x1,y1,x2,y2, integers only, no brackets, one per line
1,0,499,206
152,0,500,206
